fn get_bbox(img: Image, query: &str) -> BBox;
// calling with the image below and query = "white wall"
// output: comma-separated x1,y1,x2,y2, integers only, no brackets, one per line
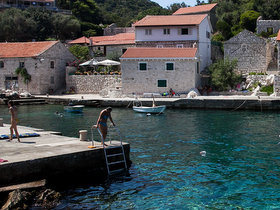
121,58,199,95
198,17,212,71
135,26,198,42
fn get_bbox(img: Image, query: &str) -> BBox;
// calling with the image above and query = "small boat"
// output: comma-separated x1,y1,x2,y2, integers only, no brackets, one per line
64,105,85,113
132,95,166,114
133,105,166,114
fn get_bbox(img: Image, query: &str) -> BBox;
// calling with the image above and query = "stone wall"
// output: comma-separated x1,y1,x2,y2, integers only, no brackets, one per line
66,67,122,95
274,75,280,96
224,30,274,74
257,18,280,34
103,23,135,36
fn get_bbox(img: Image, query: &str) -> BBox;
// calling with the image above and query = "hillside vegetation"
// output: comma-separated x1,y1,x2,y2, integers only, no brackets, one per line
1,0,280,42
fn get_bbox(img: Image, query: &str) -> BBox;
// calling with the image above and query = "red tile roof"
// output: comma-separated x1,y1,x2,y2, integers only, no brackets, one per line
173,3,217,15
69,33,135,46
133,14,207,27
121,48,197,59
90,33,135,46
277,30,280,41
69,36,90,44
0,41,58,58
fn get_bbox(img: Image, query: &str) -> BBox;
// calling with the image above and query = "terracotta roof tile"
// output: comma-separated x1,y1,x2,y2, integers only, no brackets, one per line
90,33,135,46
69,36,90,44
121,47,197,59
0,41,58,58
133,14,207,27
277,30,280,41
173,3,217,15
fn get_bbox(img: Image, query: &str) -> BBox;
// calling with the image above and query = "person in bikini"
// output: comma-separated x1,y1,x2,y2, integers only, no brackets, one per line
8,100,20,142
93,107,115,145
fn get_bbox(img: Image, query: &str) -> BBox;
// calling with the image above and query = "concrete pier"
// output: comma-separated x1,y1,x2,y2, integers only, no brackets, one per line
0,124,130,188
37,94,280,110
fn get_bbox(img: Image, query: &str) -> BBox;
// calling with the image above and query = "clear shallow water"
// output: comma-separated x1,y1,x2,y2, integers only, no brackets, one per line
1,105,280,209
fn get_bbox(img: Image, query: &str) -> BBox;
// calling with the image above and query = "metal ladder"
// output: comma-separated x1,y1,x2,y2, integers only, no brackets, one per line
96,126,127,176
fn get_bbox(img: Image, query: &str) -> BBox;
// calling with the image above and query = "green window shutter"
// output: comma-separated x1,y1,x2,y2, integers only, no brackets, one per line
166,63,174,70
139,63,147,71
158,80,167,87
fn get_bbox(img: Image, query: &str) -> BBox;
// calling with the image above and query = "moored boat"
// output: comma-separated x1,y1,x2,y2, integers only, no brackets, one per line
133,105,166,114
64,105,84,113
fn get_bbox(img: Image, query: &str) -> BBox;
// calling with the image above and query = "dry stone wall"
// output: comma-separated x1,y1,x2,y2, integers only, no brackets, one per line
66,67,121,95
257,18,280,34
224,30,274,74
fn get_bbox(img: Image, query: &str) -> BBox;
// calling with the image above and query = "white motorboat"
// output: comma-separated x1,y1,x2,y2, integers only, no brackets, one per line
64,105,85,113
133,105,166,114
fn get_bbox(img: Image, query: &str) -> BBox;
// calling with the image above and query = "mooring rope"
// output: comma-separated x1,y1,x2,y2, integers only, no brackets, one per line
231,100,247,111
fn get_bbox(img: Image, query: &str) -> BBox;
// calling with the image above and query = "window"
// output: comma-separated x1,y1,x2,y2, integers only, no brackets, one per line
176,44,183,48
139,62,147,71
206,31,210,39
145,29,152,35
158,80,167,87
157,45,163,48
267,27,273,34
166,62,174,71
181,28,189,35
50,76,54,84
0,61,4,68
197,62,199,74
50,61,55,69
163,28,170,35
122,49,127,54
19,62,24,68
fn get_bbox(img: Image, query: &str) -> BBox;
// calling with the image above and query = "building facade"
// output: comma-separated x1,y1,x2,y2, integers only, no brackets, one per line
133,14,212,72
257,16,280,35
0,41,75,94
120,48,199,95
224,30,275,74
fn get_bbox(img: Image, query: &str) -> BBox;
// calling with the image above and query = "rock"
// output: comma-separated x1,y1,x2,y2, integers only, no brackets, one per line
35,189,61,209
1,189,31,210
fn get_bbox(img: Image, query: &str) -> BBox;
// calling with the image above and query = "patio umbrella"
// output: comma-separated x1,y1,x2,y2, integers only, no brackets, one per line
97,59,120,66
79,59,98,66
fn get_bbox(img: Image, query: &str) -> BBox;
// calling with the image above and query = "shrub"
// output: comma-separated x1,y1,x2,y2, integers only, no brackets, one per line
260,85,273,95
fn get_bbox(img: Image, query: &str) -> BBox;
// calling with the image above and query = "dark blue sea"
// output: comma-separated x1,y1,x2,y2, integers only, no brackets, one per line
1,104,280,209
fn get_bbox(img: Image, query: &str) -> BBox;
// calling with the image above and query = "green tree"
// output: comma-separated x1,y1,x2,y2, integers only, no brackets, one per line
240,10,260,32
216,20,232,40
52,13,80,40
69,45,90,60
72,0,102,24
24,8,53,41
209,58,241,91
0,8,36,41
167,2,187,13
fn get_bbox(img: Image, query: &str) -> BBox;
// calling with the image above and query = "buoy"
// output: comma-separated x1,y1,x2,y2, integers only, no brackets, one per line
200,151,206,156
146,113,151,116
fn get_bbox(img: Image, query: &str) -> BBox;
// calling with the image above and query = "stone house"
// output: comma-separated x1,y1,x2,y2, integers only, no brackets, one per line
69,33,135,59
173,3,218,31
133,14,212,72
120,48,199,95
103,23,135,36
256,16,280,35
0,41,75,94
224,30,275,74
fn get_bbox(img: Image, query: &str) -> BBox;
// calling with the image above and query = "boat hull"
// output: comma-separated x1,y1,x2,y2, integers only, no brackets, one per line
64,105,85,113
133,105,166,114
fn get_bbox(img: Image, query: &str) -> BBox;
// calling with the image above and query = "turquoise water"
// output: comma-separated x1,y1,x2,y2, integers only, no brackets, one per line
1,105,280,209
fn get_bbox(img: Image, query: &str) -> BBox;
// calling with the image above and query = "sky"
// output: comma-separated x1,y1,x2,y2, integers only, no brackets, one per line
151,0,197,8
